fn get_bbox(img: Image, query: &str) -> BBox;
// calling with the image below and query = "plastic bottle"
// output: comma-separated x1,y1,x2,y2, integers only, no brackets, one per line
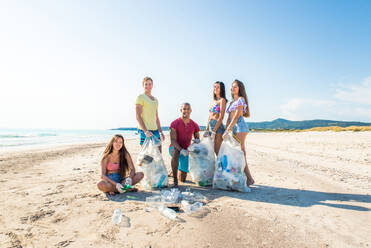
222,155,228,170
112,208,122,224
181,200,191,214
191,202,203,212
181,200,203,214
157,175,166,188
158,205,176,220
125,177,132,186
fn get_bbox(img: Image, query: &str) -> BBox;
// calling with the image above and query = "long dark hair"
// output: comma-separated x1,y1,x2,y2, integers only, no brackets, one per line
101,134,129,178
213,81,228,103
231,79,250,117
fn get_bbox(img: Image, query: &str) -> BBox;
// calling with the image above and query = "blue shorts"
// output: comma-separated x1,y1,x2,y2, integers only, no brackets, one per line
138,129,161,145
209,119,225,134
232,116,249,134
169,146,189,173
107,173,122,183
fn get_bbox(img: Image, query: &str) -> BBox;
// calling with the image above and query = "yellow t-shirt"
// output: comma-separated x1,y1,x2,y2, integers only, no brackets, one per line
136,94,158,130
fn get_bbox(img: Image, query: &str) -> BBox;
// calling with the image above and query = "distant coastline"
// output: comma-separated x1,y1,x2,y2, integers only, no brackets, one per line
111,118,371,132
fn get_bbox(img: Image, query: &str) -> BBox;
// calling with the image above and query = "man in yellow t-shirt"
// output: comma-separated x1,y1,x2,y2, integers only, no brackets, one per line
135,77,165,151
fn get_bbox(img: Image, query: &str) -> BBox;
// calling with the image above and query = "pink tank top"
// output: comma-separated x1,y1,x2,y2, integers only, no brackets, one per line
107,162,119,171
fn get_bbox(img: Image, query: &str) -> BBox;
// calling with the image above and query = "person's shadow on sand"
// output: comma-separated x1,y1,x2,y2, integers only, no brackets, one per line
210,185,371,211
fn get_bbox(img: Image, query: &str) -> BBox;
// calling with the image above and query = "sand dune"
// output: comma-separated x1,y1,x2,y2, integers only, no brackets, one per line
0,132,370,247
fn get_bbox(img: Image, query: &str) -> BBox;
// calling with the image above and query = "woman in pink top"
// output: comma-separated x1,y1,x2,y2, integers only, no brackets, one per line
97,134,144,195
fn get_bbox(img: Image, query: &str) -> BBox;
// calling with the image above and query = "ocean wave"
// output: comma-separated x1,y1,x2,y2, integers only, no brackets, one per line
0,133,57,139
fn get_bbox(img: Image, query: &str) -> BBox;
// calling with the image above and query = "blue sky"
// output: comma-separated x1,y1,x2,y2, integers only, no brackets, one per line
0,0,370,129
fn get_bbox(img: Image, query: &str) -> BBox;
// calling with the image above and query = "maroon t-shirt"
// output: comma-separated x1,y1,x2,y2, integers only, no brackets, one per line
170,118,200,149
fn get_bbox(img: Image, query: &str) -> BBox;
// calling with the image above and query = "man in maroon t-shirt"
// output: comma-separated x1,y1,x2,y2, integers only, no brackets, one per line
169,103,200,187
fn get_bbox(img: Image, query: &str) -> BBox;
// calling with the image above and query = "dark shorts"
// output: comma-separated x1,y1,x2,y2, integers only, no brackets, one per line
138,129,161,145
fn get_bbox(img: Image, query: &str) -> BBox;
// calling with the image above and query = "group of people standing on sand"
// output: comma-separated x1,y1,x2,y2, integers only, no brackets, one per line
97,77,254,195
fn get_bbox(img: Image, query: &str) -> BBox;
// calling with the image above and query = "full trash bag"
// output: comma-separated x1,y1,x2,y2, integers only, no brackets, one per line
136,136,169,189
188,136,215,186
212,134,248,192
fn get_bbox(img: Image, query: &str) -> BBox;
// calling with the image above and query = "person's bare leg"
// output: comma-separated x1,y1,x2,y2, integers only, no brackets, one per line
214,133,223,156
171,150,180,187
178,171,187,183
236,132,254,186
131,172,144,185
97,180,116,194
168,147,175,177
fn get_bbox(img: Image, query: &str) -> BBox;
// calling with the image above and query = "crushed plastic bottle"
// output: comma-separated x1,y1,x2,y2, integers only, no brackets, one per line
112,208,122,224
161,188,181,203
124,177,132,186
181,200,203,215
158,205,177,220
145,195,163,212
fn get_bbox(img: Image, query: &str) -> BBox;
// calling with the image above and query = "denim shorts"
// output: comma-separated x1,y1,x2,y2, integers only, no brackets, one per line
209,119,225,134
138,129,161,145
107,173,122,183
232,116,249,134
169,146,189,173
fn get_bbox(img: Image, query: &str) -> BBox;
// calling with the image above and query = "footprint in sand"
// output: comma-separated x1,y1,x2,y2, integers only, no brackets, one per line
21,209,55,224
56,240,74,247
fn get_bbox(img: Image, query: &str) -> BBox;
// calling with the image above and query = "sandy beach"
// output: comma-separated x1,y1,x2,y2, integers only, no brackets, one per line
0,131,370,248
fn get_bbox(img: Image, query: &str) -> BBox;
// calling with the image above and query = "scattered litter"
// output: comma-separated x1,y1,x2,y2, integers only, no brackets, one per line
181,200,204,215
126,195,137,200
112,208,122,224
161,188,181,204
145,195,163,212
158,205,177,220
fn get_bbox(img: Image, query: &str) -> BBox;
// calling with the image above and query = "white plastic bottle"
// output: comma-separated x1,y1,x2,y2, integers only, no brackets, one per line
158,205,176,220
112,208,122,224
181,200,203,214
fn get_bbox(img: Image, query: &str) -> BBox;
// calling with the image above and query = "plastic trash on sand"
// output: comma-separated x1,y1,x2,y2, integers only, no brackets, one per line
181,200,204,215
161,188,181,204
158,205,177,220
188,136,215,186
212,134,249,192
136,136,169,189
112,208,122,224
145,195,163,212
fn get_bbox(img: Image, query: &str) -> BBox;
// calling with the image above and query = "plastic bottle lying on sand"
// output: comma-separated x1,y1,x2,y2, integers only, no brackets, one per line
158,205,177,220
112,208,122,224
181,200,203,215
145,195,163,212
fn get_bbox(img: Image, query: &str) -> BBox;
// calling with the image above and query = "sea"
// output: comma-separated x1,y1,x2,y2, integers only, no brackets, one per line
0,128,138,152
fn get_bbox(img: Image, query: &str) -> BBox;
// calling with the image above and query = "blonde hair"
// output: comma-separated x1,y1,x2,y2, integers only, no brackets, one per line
142,77,153,85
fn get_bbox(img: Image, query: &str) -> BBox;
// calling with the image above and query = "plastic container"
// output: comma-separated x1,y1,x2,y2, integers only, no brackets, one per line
145,195,163,211
181,200,203,215
158,205,176,220
112,208,122,224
